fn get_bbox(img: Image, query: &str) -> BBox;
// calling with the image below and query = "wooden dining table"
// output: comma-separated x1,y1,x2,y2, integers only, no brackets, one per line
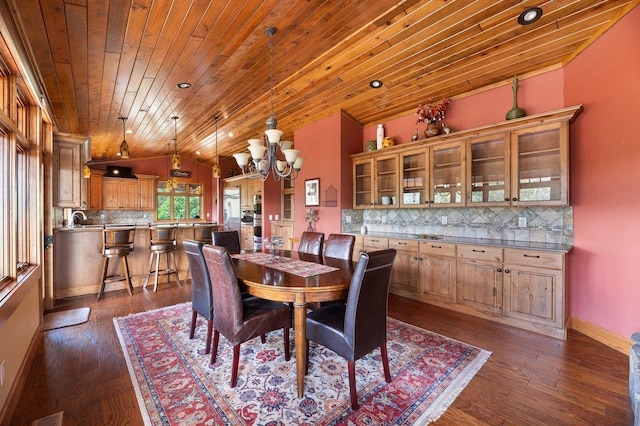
231,249,354,398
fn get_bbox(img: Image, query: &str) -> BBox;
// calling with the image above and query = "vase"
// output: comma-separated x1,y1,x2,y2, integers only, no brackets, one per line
307,223,313,232
424,121,440,138
506,75,525,120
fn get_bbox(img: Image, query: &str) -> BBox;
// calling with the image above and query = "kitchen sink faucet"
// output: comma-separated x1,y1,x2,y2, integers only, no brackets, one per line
69,210,87,228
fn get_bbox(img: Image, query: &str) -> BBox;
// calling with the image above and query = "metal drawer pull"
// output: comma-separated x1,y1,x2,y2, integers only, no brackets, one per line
524,254,540,258
398,242,407,245
431,245,442,249
472,249,485,253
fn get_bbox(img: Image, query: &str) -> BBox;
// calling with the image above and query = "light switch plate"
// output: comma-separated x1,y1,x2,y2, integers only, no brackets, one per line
518,217,527,228
441,216,448,225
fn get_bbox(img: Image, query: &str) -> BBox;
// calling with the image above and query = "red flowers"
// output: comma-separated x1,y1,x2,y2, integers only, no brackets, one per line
416,98,450,123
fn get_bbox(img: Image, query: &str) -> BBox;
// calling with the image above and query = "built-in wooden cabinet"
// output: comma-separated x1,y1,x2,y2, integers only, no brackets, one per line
352,106,581,209
240,224,254,250
503,248,565,334
271,221,294,250
102,177,138,210
419,241,456,303
137,174,157,210
282,178,294,221
361,234,567,339
86,169,104,210
53,133,90,208
456,245,504,315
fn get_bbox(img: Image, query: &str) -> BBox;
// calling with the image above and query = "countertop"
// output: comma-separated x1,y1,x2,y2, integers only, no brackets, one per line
54,223,223,232
347,231,572,253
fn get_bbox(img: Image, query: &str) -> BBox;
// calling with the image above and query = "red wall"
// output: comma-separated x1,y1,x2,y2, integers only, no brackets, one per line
564,6,640,339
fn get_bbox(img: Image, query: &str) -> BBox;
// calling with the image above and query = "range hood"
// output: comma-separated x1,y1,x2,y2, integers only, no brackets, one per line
103,166,137,179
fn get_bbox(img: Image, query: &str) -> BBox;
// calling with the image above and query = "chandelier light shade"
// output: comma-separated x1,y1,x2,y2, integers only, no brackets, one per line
212,115,221,178
171,115,181,169
233,26,304,181
118,116,130,158
166,143,178,190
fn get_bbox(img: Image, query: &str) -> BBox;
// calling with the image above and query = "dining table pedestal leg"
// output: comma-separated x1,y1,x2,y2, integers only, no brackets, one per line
293,294,307,398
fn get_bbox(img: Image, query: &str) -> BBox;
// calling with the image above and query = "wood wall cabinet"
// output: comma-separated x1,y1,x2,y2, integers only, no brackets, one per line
353,153,399,209
102,177,138,210
352,106,581,209
240,178,261,210
53,133,90,208
240,224,254,250
282,178,294,221
137,174,157,210
86,169,104,210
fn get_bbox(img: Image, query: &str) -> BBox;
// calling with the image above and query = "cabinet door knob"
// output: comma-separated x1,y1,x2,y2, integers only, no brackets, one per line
504,198,510,202
497,268,502,272
504,269,510,273
512,197,518,201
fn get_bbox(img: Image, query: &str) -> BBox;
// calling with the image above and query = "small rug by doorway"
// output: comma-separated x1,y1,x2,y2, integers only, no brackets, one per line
43,307,90,331
114,303,490,425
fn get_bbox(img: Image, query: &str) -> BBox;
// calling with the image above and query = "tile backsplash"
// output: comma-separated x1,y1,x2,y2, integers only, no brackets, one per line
342,206,573,245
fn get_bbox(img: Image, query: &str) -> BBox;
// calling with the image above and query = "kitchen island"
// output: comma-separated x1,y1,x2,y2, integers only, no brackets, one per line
53,223,222,299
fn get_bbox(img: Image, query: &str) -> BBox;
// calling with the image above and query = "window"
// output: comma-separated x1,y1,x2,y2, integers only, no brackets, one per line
156,181,203,221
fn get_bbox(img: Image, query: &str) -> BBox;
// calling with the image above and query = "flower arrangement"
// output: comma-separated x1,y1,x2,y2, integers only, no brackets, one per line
416,98,450,123
305,209,319,231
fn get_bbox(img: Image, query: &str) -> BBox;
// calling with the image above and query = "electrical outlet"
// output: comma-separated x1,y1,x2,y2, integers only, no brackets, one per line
441,216,448,225
268,214,273,221
345,215,351,223
518,217,527,228
381,216,386,223
275,214,279,221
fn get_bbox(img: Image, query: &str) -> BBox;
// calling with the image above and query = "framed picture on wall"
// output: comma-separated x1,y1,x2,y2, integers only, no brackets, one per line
305,178,320,206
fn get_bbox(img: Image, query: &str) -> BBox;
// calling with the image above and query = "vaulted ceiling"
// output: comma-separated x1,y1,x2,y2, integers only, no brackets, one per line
8,0,638,165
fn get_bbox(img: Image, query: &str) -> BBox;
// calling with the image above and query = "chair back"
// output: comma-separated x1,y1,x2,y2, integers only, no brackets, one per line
202,245,244,337
193,223,219,243
212,230,241,253
298,231,325,256
324,234,355,260
344,249,397,358
102,225,136,255
149,223,177,243
183,240,213,320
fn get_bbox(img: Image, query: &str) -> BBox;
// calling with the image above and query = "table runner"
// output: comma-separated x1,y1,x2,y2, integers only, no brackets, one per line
232,252,339,278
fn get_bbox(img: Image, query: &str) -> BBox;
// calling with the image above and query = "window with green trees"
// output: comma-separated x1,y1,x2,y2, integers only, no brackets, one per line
156,182,203,221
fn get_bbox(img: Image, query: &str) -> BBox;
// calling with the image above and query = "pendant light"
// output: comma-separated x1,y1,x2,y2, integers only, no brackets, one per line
171,115,181,169
166,143,177,190
118,116,130,159
232,27,304,181
212,115,221,178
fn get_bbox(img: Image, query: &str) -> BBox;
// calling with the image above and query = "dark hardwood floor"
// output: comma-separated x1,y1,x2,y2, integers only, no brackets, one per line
9,284,633,425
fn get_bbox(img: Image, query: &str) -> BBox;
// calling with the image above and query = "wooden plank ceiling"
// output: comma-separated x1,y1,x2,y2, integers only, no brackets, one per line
8,0,639,165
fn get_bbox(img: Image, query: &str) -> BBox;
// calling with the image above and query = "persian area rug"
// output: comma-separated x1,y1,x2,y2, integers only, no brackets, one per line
43,307,90,331
114,303,490,425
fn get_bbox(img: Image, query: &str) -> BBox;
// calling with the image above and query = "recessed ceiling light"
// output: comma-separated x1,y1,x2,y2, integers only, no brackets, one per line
518,7,542,25
196,150,201,155
228,132,234,138
126,129,133,134
176,82,191,89
369,79,383,89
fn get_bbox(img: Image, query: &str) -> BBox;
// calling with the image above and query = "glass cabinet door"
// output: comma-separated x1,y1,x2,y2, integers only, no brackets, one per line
400,148,429,207
353,158,373,209
467,134,510,206
375,154,399,208
511,122,567,205
430,142,465,206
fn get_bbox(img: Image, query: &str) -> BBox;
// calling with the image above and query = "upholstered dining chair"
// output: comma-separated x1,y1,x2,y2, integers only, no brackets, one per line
183,240,215,354
324,234,356,260
185,223,218,283
203,245,291,388
212,230,241,254
305,248,397,410
298,231,325,256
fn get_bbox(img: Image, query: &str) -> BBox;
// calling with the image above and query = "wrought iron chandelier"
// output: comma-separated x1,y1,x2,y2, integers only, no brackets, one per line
233,27,304,181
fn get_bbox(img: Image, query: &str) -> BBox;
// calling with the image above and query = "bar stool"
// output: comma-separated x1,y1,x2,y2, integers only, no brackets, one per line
185,223,219,282
98,225,136,300
143,223,182,292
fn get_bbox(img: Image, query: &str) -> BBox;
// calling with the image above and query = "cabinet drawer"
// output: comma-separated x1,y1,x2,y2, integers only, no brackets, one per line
504,249,563,269
457,245,502,262
420,241,456,257
388,238,419,252
363,236,388,249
